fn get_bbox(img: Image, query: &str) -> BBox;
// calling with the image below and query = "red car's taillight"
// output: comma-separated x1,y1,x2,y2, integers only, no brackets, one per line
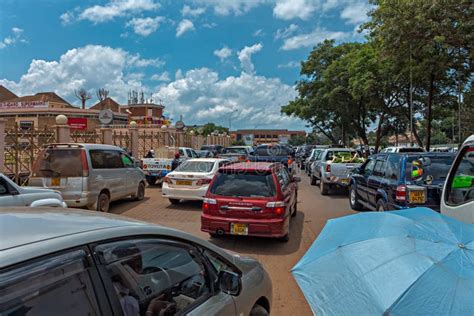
197,178,212,186
396,185,406,201
81,150,89,177
266,201,286,216
326,164,331,172
202,198,217,213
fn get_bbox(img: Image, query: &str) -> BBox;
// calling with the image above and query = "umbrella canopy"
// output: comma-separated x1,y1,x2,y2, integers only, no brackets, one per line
292,207,474,315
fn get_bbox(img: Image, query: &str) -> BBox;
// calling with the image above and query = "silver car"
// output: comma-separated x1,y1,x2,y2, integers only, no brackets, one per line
0,208,273,316
29,143,146,212
0,173,66,207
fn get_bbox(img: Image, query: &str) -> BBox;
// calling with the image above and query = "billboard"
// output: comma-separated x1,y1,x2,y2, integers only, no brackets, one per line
0,101,49,109
243,134,254,146
68,117,87,130
278,135,290,144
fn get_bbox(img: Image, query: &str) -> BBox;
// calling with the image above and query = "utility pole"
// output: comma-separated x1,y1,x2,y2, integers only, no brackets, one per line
409,44,414,147
458,85,462,145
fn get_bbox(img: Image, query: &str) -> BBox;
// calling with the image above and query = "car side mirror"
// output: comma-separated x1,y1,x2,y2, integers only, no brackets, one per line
293,176,301,182
218,270,241,296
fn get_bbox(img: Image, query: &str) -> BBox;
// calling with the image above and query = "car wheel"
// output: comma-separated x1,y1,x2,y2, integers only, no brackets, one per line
146,177,156,186
169,198,180,205
320,178,329,195
349,186,362,211
97,192,110,212
310,175,317,186
133,182,145,201
376,199,387,212
250,304,269,316
291,193,298,217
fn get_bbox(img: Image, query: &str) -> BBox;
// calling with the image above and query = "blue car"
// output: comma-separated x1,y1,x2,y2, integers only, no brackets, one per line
348,152,455,212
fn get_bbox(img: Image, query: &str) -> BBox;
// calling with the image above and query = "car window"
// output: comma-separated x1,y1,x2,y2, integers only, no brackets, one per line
210,171,277,197
446,147,474,206
363,159,376,176
90,150,123,169
121,153,134,168
326,151,356,161
179,149,184,156
186,149,193,157
176,161,214,173
0,180,8,195
95,239,211,315
0,249,100,316
406,155,454,183
32,148,84,177
386,154,401,180
254,145,291,156
202,249,238,275
373,160,386,177
276,169,289,191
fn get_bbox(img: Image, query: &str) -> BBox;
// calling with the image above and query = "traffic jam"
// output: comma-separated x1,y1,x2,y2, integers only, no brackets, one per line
1,136,474,315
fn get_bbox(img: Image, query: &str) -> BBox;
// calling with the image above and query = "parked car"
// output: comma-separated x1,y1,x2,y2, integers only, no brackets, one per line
29,143,146,212
218,146,253,162
248,144,296,170
349,152,456,212
201,162,300,242
197,150,215,158
441,135,474,223
380,146,425,153
0,208,272,316
311,148,365,195
162,158,230,204
0,173,66,207
200,145,224,156
295,145,316,169
304,148,327,175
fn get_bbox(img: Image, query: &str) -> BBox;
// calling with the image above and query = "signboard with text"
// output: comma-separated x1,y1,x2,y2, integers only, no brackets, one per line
68,117,88,130
0,101,49,109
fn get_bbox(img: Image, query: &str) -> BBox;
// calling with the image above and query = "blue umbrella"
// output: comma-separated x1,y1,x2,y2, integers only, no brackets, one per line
292,207,474,315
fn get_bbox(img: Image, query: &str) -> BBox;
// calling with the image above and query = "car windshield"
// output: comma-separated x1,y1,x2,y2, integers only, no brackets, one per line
223,147,247,154
200,146,216,151
175,161,214,173
210,171,276,197
32,149,84,177
254,145,292,156
398,148,425,153
406,155,455,183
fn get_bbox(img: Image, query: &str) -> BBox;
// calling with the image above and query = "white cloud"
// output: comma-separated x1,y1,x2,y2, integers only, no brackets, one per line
213,46,232,61
278,61,300,69
152,68,302,129
203,22,217,29
126,16,164,36
151,72,170,82
0,45,161,104
253,29,264,37
237,43,263,74
176,19,195,37
281,27,349,50
274,23,299,40
181,5,206,17
273,0,317,20
191,0,267,16
340,1,372,25
62,0,160,24
0,27,25,50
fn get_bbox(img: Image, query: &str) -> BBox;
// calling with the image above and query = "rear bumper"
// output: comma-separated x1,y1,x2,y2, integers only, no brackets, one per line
323,175,351,186
144,170,168,178
162,184,208,201
201,213,289,238
64,191,95,208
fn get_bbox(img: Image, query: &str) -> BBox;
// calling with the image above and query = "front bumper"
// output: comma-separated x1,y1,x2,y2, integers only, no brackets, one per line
144,170,169,178
162,184,208,201
201,213,289,238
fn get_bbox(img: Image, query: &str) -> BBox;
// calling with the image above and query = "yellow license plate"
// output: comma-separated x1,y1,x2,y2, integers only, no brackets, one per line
231,223,248,235
51,178,60,186
341,178,350,185
409,190,426,203
176,180,192,186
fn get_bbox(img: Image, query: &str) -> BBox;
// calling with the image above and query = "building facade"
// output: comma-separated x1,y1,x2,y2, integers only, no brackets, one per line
231,129,306,145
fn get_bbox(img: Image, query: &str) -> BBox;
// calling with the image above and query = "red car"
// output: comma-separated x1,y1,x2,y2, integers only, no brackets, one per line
201,162,300,242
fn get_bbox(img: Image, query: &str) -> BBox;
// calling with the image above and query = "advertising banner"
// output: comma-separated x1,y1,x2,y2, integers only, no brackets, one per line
243,134,254,146
0,101,49,109
68,117,88,130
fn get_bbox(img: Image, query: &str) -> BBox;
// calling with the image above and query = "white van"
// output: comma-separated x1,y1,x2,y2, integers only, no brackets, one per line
441,135,474,223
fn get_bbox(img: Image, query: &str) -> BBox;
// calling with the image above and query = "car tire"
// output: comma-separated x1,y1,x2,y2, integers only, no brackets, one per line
96,192,110,212
133,182,145,201
376,199,387,212
146,177,156,186
349,186,362,211
310,175,317,186
291,193,298,217
320,178,329,195
250,304,269,316
169,198,180,205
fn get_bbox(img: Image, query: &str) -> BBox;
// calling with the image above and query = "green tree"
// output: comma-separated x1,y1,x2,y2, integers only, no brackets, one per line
288,135,306,146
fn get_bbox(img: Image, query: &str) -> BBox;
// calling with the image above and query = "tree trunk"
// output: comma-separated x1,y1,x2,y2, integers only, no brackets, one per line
374,113,385,152
425,73,435,151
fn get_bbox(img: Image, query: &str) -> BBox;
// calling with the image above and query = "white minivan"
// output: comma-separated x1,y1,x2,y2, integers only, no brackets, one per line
441,135,474,223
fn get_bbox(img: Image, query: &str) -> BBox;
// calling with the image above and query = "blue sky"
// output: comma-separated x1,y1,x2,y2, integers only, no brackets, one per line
0,0,371,130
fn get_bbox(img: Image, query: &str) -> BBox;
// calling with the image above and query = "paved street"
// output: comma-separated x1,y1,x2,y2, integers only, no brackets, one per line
110,171,356,315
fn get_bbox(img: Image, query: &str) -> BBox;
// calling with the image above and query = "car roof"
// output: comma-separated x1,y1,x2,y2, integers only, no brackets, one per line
44,143,124,151
185,158,226,162
0,208,235,269
219,162,276,172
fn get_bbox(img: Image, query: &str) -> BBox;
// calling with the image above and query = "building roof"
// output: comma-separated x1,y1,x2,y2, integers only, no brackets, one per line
122,102,164,109
0,85,18,102
5,92,72,106
90,97,120,111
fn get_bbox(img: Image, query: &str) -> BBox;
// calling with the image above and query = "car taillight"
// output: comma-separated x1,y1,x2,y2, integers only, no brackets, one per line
288,157,293,165
197,178,212,186
396,185,406,201
326,164,331,172
163,176,172,184
246,159,251,163
202,198,217,213
266,201,286,216
81,150,89,177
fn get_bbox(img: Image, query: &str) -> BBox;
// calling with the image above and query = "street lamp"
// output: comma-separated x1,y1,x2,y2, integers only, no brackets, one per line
228,109,238,131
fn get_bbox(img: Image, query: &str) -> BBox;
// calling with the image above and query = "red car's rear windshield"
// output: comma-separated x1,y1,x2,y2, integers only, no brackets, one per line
210,171,276,197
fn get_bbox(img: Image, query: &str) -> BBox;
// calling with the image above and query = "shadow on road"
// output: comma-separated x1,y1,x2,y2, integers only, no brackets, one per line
110,197,151,215
165,200,203,211
208,211,305,257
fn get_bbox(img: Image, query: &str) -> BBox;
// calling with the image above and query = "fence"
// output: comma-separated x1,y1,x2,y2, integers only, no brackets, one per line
0,120,231,184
